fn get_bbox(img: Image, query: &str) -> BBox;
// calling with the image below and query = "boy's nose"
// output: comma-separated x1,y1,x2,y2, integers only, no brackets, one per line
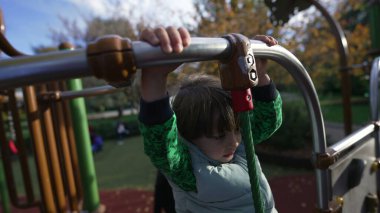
226,133,240,147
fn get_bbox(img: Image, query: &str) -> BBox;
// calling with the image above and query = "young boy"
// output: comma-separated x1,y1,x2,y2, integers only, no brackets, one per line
138,26,282,213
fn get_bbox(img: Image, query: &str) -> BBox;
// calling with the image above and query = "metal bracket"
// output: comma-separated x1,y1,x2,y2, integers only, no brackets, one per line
87,35,137,87
315,148,339,170
219,33,258,90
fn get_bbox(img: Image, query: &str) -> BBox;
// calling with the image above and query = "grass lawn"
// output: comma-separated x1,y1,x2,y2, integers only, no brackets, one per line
321,101,370,125
94,136,312,190
7,135,312,195
93,136,157,190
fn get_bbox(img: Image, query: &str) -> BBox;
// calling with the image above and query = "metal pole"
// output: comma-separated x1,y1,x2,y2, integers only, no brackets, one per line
50,82,79,211
310,0,352,135
23,86,57,212
37,85,67,212
0,49,89,89
59,81,83,201
67,79,100,212
0,156,10,213
8,90,38,207
40,85,123,101
368,0,380,53
59,42,100,212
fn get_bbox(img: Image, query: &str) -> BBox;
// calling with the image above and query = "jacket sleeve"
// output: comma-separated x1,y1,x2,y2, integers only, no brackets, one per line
249,81,283,144
138,96,197,192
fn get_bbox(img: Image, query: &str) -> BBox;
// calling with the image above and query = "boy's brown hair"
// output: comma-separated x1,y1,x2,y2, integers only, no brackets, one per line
171,74,239,141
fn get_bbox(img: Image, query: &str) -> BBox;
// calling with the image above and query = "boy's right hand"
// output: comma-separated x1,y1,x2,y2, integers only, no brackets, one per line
139,27,191,102
140,26,191,54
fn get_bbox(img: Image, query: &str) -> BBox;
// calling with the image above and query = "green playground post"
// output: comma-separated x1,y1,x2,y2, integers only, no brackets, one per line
0,158,10,213
67,79,100,212
369,1,380,52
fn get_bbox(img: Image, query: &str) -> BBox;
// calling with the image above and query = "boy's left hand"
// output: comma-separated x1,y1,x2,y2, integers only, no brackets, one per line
253,35,278,47
252,35,278,86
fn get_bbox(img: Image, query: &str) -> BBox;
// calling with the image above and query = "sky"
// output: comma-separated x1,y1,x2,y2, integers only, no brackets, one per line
0,0,339,55
0,0,197,55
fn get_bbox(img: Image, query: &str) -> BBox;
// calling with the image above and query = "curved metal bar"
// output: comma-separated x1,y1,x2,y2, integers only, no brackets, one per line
133,39,328,209
0,9,26,57
310,0,352,135
370,57,380,121
126,39,330,210
369,56,380,197
0,32,26,57
0,37,329,208
134,39,326,150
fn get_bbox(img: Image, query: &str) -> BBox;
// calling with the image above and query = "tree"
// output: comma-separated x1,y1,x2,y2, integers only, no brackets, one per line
174,0,284,86
264,0,370,96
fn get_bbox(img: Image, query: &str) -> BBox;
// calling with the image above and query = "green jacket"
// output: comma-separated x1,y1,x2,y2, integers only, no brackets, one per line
139,93,282,192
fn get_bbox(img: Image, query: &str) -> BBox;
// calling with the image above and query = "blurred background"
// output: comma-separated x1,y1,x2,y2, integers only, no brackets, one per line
0,0,376,212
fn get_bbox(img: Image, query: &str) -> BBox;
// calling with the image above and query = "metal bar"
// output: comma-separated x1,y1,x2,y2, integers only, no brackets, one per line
67,79,100,212
130,38,329,210
8,90,38,207
370,57,380,121
50,82,79,212
0,102,17,209
310,0,352,135
60,81,83,202
0,156,10,213
0,49,89,90
0,101,38,208
55,85,122,100
368,0,380,52
369,55,380,209
23,86,57,212
329,124,375,154
37,85,67,212
132,37,230,67
0,36,327,209
0,9,25,57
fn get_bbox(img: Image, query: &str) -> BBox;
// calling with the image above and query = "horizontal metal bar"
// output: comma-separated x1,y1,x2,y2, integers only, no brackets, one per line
329,123,375,155
58,85,122,100
0,49,89,90
132,37,231,67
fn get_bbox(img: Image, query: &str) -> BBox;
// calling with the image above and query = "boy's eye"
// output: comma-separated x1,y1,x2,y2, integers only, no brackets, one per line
210,134,226,140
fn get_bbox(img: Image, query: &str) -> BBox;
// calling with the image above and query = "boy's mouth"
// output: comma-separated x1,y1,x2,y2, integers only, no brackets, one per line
223,151,235,157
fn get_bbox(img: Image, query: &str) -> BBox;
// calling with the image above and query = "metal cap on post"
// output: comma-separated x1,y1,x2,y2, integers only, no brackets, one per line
87,35,137,87
219,33,258,91
219,33,257,112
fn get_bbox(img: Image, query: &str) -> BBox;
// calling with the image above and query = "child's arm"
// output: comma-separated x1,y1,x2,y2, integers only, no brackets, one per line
139,27,190,102
248,35,282,144
138,27,197,191
252,35,278,87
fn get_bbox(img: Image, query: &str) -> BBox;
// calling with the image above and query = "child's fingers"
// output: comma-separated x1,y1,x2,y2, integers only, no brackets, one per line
139,28,160,45
178,27,191,48
154,27,172,53
254,35,278,46
268,36,278,45
166,26,183,53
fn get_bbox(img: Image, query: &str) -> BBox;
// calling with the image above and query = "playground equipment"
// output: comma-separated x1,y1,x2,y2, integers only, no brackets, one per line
0,22,380,213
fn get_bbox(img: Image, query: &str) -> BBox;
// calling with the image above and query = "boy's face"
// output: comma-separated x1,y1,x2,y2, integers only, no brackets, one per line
192,130,241,163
